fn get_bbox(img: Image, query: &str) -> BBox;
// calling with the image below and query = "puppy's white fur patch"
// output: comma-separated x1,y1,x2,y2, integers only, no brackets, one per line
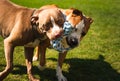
70,19,85,42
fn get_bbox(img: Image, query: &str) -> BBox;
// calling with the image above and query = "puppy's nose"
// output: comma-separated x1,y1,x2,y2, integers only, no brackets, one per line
70,37,78,47
66,36,78,48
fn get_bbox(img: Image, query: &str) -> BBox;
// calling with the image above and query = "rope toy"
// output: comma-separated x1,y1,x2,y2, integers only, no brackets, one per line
51,21,74,53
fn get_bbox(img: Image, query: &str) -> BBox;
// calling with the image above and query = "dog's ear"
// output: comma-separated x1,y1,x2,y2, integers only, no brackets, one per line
72,8,83,16
31,16,39,26
83,17,93,34
87,17,93,24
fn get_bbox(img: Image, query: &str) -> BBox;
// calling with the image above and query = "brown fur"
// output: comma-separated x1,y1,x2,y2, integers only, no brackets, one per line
0,1,65,81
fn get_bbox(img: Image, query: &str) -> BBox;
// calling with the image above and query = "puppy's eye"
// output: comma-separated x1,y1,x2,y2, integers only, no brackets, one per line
74,28,78,31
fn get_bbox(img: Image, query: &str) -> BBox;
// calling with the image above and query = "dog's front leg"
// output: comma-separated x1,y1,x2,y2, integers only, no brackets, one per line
0,38,14,80
24,47,39,81
37,45,47,71
33,46,39,61
56,52,67,81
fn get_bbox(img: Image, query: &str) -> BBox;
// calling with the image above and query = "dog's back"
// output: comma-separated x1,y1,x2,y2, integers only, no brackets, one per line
0,0,33,38
0,0,19,16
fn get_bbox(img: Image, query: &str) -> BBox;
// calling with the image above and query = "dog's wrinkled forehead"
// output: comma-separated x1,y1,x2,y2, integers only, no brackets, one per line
39,8,65,27
39,9,60,21
70,16,93,39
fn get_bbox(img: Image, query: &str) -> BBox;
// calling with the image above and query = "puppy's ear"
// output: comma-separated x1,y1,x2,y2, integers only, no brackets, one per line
83,17,93,33
31,16,39,25
87,17,93,24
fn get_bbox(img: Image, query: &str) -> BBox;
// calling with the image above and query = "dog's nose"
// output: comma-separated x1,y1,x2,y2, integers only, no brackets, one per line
66,36,78,48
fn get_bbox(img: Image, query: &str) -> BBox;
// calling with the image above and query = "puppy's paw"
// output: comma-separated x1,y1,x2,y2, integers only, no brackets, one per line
57,75,67,81
38,65,45,71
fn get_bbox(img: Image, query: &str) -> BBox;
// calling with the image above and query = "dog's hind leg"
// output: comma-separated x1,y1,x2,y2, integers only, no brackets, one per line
0,38,14,80
24,47,40,81
56,52,67,81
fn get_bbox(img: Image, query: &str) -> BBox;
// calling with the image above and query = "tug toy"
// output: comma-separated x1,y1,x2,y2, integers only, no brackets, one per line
51,21,74,53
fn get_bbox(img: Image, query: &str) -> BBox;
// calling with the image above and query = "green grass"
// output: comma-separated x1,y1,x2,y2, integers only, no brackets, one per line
0,0,120,81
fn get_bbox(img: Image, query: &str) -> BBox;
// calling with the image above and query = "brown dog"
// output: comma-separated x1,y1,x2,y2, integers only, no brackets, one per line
0,1,65,81
33,5,93,81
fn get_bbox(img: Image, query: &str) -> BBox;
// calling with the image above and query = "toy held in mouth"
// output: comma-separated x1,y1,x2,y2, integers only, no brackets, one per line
51,21,74,53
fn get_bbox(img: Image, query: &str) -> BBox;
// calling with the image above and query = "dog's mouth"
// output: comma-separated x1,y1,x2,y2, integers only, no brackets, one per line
46,29,63,40
66,36,79,48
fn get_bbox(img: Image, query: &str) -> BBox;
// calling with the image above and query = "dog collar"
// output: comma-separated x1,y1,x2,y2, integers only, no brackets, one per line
51,21,74,53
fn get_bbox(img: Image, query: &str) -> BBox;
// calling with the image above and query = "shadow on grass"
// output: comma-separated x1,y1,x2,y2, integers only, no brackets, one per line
64,55,120,81
43,55,120,81
0,55,120,81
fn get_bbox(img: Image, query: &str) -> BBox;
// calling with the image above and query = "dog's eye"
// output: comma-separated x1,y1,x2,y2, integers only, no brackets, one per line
74,28,78,31
56,20,63,27
44,22,53,31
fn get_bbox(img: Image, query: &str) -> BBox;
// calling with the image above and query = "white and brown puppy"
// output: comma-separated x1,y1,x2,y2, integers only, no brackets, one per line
33,5,93,81
0,1,65,81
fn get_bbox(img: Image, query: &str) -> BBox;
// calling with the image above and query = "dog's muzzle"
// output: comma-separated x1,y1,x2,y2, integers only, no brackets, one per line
66,36,78,48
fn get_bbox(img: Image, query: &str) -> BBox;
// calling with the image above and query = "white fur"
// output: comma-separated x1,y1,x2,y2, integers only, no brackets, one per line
70,19,85,42
51,16,62,36
32,56,38,61
56,65,67,81
46,16,62,39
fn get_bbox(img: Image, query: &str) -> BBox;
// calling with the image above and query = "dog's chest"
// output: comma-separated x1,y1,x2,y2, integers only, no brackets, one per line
24,39,40,47
24,35,47,47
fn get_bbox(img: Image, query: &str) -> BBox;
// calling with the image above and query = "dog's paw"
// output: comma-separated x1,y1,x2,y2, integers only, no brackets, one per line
38,65,45,71
56,66,67,81
33,56,38,61
57,75,67,81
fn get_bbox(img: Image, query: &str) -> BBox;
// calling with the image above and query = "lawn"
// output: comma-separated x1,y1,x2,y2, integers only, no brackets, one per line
0,0,120,81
